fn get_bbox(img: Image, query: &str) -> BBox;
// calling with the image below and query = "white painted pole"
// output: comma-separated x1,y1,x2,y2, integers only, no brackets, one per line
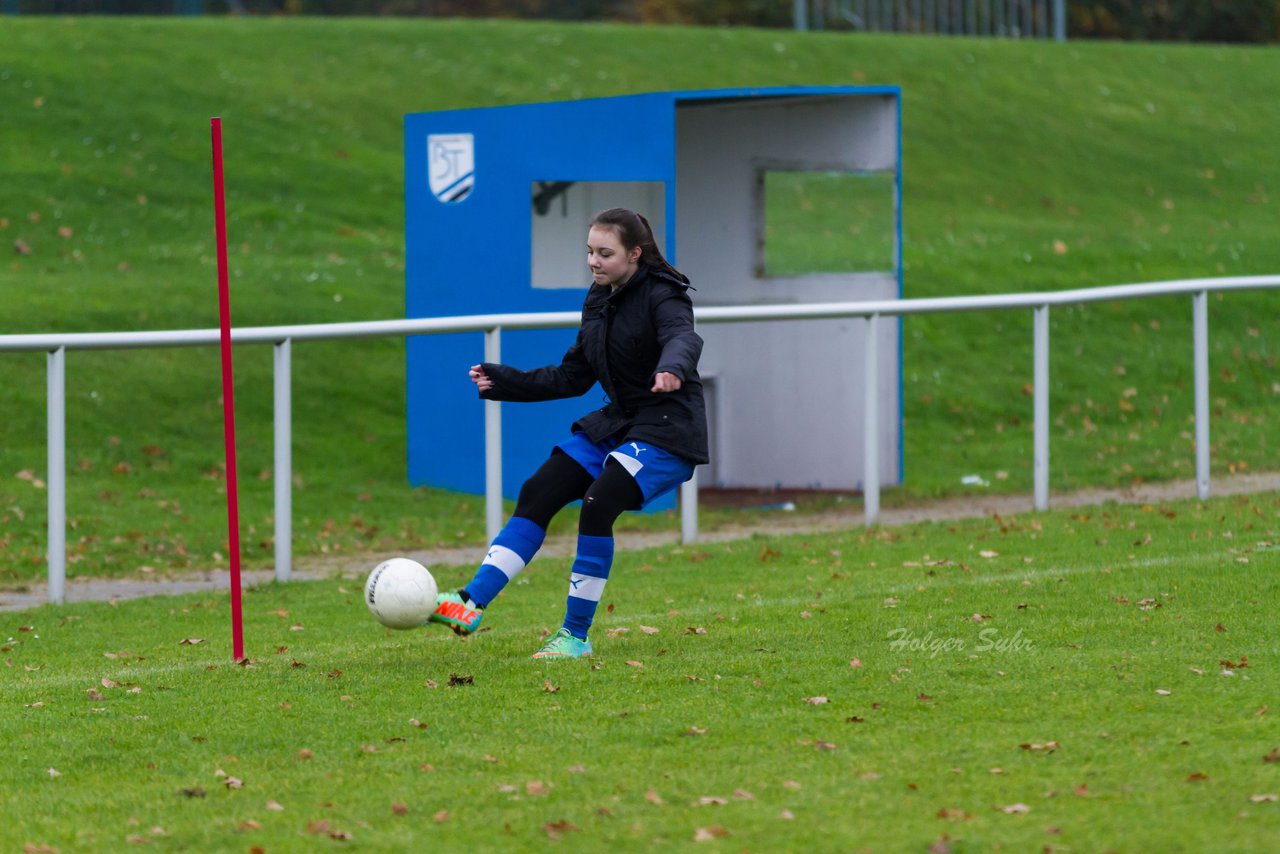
484,328,503,543
47,347,66,605
863,314,880,526
1033,305,1050,511
680,469,698,544
273,338,292,582
1192,291,1210,500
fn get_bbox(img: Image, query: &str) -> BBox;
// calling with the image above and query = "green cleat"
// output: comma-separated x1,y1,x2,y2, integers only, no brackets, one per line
531,628,592,659
429,591,483,635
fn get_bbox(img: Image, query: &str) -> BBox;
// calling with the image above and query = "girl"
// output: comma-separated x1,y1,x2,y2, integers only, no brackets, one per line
429,208,709,659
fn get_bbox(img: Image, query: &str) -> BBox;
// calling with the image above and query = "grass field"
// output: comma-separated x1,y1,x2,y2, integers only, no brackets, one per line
2,18,1279,582
3,490,1278,851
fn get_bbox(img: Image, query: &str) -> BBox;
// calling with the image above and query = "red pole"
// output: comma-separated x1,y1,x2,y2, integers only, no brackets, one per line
210,117,244,662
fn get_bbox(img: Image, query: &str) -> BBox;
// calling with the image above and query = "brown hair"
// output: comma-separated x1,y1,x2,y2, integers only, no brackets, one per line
589,208,688,283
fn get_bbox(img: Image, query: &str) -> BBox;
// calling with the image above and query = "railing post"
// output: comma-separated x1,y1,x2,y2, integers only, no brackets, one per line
680,469,698,544
484,327,503,543
1192,291,1210,499
47,346,66,604
1052,0,1066,41
273,338,292,582
863,313,880,526
1033,304,1050,511
793,0,808,30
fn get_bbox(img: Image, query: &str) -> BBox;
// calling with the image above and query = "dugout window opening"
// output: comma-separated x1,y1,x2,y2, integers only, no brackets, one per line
530,180,667,290
757,169,897,278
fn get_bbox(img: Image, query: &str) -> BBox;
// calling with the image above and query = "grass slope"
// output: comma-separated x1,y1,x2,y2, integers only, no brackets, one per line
2,492,1277,850
2,18,1279,581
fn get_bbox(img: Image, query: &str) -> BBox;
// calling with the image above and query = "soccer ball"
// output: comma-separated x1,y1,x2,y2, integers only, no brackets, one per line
364,557,438,630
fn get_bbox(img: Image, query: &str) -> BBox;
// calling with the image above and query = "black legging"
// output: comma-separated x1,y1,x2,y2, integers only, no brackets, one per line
513,449,642,537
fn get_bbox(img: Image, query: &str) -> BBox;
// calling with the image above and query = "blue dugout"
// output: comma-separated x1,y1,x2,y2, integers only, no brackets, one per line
405,86,903,507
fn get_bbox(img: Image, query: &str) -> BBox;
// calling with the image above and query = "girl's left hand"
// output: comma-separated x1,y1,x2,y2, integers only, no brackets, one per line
651,372,682,393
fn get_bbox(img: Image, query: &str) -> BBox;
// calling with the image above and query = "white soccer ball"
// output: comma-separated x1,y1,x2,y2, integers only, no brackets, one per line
364,557,438,630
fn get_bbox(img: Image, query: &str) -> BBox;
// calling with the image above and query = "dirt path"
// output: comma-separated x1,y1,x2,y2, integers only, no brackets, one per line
3,471,1277,613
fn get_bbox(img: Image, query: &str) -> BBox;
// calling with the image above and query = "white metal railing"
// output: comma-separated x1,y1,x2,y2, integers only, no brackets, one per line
3,274,1278,604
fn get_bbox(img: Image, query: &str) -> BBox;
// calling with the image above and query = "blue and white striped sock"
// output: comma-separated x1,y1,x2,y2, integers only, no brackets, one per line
464,516,546,608
563,534,614,640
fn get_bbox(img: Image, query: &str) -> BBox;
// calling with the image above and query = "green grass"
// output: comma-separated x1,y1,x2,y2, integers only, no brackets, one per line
3,18,1280,582
3,491,1278,850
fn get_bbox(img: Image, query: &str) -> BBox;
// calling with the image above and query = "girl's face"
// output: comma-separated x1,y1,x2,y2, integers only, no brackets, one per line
587,225,640,287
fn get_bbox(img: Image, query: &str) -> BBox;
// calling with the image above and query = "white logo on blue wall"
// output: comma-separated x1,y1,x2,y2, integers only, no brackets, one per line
428,134,475,203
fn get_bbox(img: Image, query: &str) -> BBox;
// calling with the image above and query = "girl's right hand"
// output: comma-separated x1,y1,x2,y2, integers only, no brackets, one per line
469,364,494,392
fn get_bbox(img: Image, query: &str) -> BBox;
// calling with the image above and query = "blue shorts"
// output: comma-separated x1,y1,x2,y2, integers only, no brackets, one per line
555,432,695,509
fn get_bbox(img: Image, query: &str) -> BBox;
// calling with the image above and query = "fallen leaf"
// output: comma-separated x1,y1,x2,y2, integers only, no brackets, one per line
433,810,449,823
625,660,643,668
780,809,795,820
46,768,61,778
266,801,284,811
693,825,730,841
296,749,313,760
1250,794,1278,803
178,638,205,646
224,777,243,789
543,680,559,694
543,819,578,840
391,802,408,815
684,726,707,736
999,803,1031,814
1264,748,1280,763
639,625,659,635
448,673,474,686
937,807,971,820
686,626,707,635
1186,772,1209,782
526,780,550,796
645,789,665,804
928,834,954,854
849,658,863,668
1019,741,1059,753
803,696,830,705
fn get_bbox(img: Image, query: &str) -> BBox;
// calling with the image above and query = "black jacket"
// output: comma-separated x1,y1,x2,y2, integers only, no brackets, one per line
479,264,709,465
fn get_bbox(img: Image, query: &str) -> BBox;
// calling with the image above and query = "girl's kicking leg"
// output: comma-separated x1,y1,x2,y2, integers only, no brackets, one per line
431,451,593,634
